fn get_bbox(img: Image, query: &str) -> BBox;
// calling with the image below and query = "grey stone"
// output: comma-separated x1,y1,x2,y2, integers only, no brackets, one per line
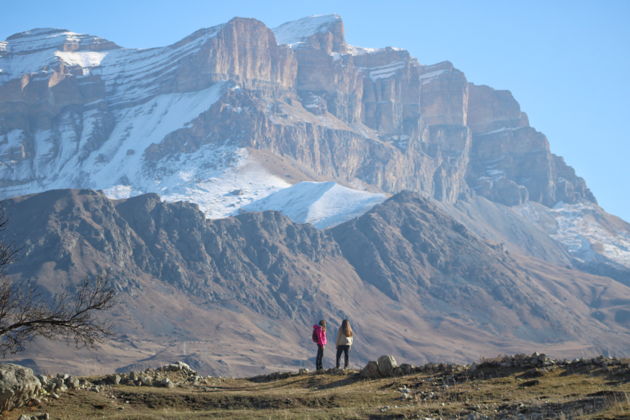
360,361,380,378
158,378,175,388
18,414,49,420
399,363,413,375
65,376,80,389
377,355,398,377
0,364,42,413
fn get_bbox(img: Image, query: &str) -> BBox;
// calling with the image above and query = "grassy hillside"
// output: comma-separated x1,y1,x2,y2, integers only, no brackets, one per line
6,355,630,419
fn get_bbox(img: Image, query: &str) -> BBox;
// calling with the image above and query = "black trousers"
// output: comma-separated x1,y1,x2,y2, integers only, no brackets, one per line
336,345,350,368
316,345,324,370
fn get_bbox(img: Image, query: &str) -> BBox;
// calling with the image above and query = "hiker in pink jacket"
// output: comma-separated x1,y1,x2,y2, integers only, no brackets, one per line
312,320,327,370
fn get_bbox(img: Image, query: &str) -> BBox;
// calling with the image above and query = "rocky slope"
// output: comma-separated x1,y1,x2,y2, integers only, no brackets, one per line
1,189,629,375
1,15,626,281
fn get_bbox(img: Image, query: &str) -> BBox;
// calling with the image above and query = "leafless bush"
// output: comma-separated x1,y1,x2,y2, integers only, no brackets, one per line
0,211,116,356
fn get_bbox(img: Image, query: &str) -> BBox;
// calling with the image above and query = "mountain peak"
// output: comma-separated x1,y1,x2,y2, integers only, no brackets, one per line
6,27,70,40
273,14,345,52
2,27,119,55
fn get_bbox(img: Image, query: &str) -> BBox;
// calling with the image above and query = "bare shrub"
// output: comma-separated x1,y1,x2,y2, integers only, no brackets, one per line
0,211,115,355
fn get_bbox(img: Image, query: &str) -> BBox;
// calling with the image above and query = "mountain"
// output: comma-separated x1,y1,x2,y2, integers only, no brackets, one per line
0,16,627,281
0,16,629,373
2,189,629,375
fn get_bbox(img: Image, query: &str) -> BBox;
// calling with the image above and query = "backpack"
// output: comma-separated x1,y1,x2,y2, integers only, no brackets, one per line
312,327,318,343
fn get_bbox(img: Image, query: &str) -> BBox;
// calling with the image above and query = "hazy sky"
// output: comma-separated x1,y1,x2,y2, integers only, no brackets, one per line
2,0,628,221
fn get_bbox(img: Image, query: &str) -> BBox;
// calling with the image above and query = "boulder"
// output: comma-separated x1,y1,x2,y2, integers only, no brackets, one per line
158,378,175,388
360,361,380,378
101,374,121,385
377,355,398,377
64,376,80,389
0,363,42,413
399,363,413,375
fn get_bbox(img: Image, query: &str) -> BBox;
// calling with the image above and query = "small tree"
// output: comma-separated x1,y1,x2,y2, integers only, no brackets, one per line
0,212,116,356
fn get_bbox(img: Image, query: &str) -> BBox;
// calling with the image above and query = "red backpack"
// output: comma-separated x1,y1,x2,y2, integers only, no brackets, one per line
312,326,318,343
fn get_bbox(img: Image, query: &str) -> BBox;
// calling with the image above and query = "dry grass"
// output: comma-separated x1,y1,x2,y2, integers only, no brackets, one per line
5,364,630,419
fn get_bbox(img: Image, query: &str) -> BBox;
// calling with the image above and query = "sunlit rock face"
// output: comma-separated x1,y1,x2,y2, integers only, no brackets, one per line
0,15,593,210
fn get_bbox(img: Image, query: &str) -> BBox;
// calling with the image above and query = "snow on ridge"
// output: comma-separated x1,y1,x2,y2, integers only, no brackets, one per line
273,14,341,47
0,24,221,96
90,26,223,106
56,51,108,68
347,45,406,56
3,28,117,55
0,83,228,200
516,201,630,268
6,28,69,40
0,79,295,223
476,126,525,137
154,148,291,220
239,181,387,228
362,61,407,81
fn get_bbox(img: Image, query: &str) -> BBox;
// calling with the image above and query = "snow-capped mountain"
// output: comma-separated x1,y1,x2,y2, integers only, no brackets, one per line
0,15,627,280
1,15,630,375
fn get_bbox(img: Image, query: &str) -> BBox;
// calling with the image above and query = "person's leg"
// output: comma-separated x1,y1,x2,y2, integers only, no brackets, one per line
316,345,324,370
336,346,342,369
343,345,349,368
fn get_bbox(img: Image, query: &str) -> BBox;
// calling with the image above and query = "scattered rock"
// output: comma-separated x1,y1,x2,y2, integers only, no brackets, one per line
0,364,42,413
18,413,49,420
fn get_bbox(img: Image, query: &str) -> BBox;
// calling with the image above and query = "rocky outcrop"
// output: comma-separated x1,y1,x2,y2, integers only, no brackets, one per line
0,363,42,413
2,188,629,375
2,189,352,321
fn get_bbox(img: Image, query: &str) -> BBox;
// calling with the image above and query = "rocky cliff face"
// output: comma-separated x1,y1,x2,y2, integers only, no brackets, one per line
1,189,629,374
0,15,594,210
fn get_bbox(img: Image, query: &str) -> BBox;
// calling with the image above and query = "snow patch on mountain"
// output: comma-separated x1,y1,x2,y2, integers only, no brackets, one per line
142,148,291,219
516,201,630,268
3,28,115,54
56,51,108,68
0,25,221,104
239,181,387,228
0,82,228,199
362,61,406,81
0,28,119,84
273,15,341,47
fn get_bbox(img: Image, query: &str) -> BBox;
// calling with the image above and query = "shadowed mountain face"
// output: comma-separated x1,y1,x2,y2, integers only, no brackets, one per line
1,189,628,375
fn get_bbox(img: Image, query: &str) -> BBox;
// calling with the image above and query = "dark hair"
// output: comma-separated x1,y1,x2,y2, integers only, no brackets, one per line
319,320,326,331
341,319,352,337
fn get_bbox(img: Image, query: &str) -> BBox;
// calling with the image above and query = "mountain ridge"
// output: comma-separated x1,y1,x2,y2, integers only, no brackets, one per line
1,188,629,375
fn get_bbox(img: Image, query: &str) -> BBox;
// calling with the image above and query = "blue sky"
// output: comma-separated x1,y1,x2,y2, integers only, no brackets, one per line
2,0,628,221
